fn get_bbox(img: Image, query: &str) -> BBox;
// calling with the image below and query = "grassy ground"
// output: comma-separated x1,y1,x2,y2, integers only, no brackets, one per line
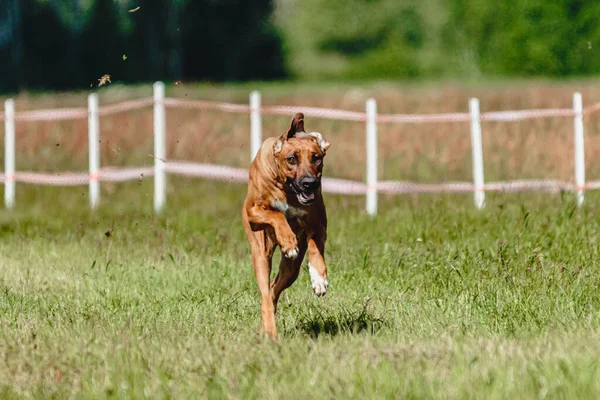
3,80,600,398
2,177,600,398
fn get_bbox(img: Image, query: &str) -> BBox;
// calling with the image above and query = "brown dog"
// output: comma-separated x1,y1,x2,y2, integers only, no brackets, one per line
242,112,330,339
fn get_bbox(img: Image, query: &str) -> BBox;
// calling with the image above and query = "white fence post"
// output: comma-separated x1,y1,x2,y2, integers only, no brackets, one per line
88,93,100,209
469,98,485,209
4,99,15,209
573,92,585,207
250,90,262,162
154,81,166,213
366,98,378,217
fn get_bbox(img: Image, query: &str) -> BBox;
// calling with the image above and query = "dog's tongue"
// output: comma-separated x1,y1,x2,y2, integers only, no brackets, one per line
300,192,315,203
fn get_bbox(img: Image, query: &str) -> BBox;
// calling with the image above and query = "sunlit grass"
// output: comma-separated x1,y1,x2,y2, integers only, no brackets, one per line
2,80,600,398
1,178,600,398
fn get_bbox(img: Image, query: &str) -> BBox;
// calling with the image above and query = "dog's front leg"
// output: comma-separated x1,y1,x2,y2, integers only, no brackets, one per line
307,233,329,296
247,205,299,259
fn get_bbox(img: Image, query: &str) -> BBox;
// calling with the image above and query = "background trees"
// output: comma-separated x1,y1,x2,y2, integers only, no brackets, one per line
1,0,599,93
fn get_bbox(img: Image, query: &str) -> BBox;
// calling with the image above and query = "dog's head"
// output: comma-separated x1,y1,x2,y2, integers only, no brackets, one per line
273,113,330,206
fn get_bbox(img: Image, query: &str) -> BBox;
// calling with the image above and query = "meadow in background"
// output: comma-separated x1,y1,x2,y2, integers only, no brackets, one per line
4,79,600,184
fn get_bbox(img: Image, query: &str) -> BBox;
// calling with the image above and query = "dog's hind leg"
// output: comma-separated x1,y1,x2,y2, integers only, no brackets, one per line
271,243,307,312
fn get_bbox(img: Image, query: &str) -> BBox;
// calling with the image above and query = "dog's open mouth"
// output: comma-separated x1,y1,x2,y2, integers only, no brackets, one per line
289,180,317,205
297,191,315,205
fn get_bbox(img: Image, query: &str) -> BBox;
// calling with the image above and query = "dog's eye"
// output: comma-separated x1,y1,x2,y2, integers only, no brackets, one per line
286,156,297,165
312,155,322,165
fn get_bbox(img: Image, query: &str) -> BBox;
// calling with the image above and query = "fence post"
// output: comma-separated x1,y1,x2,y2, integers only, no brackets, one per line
366,98,377,217
469,98,485,209
4,99,15,209
573,92,585,207
153,81,166,213
250,90,262,162
88,93,100,209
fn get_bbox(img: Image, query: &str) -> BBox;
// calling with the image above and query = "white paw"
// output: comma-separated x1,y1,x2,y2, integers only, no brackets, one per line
284,247,299,259
308,263,329,296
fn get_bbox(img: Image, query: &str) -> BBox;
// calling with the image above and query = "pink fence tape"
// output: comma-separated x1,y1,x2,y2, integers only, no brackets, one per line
262,105,366,121
162,98,251,113
98,98,154,116
164,161,249,182
99,166,154,182
14,108,88,122
484,180,574,192
321,178,368,195
11,171,89,186
377,113,470,123
582,181,600,190
584,102,600,116
0,167,152,186
377,181,473,194
1,96,600,124
1,161,600,196
0,99,154,123
481,109,575,122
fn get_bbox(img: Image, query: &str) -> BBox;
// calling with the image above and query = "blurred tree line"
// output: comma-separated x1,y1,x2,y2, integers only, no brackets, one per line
1,0,600,94
277,0,600,80
0,0,285,93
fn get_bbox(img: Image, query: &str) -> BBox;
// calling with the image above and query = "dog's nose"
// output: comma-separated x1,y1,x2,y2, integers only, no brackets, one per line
301,176,320,191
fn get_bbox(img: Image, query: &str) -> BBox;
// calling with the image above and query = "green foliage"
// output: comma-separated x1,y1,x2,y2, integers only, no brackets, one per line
276,0,600,80
3,0,600,92
276,0,450,79
448,0,600,77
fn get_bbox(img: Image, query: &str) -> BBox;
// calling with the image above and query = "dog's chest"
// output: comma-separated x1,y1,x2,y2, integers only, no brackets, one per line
272,200,307,221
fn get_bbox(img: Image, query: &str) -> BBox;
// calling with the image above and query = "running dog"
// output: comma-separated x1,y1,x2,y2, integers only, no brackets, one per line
242,112,330,339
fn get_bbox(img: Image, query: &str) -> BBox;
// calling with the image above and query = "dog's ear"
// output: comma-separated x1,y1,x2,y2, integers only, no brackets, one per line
274,112,306,155
273,138,284,156
286,113,305,139
309,132,330,153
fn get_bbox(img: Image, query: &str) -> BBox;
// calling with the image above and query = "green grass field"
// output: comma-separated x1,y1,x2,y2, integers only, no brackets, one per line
3,79,600,398
2,177,600,399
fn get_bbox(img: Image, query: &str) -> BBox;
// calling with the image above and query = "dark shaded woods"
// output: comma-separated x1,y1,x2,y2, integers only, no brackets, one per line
0,0,285,93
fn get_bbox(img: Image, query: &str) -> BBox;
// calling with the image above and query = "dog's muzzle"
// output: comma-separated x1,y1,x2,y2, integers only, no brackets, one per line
290,176,320,205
